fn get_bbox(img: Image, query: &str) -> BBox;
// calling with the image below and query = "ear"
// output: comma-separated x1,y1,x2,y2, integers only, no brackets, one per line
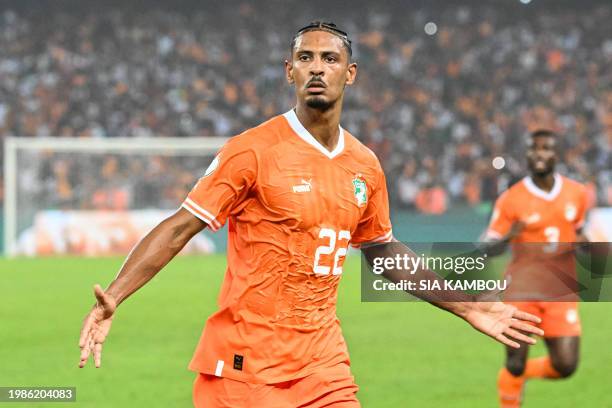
285,59,294,84
345,62,357,86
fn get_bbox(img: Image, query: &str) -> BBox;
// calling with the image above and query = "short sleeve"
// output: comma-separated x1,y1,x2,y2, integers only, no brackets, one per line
181,137,257,231
351,166,393,247
485,192,514,240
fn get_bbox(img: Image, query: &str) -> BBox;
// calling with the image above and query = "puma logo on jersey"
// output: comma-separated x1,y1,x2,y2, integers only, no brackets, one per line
292,179,312,193
524,213,541,224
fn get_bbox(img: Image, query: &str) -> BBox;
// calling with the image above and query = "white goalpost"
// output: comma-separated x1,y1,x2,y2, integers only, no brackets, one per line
3,136,229,256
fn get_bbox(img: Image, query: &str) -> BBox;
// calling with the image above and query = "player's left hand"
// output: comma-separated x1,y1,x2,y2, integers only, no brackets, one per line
78,284,116,368
465,302,544,348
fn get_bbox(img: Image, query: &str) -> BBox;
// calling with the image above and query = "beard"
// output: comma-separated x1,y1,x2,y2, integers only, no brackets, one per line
305,95,334,111
529,162,555,177
532,168,553,178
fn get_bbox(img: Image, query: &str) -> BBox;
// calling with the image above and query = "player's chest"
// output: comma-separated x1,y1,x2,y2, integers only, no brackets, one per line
256,156,370,228
518,194,579,231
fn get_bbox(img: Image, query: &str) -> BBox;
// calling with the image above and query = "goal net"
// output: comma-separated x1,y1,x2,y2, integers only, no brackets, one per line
4,137,228,256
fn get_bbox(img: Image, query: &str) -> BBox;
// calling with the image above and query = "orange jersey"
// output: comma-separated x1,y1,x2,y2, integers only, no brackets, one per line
182,109,393,383
486,174,588,300
487,174,587,243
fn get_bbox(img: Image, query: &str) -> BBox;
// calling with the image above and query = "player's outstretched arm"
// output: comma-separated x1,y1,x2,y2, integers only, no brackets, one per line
78,208,206,368
361,242,543,348
480,221,525,257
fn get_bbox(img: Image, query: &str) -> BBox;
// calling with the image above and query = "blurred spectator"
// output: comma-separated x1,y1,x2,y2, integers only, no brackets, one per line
0,0,610,214
396,159,419,209
415,183,448,215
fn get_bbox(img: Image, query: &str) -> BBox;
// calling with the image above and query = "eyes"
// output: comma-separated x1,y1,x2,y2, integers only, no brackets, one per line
297,54,339,63
528,146,555,155
528,143,555,151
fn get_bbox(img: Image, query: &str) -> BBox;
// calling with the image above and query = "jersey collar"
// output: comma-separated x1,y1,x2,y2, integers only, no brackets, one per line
523,173,563,201
283,109,345,159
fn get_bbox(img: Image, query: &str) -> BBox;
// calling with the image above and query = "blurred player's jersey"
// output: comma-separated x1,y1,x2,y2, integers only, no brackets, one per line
182,109,393,383
486,174,588,300
487,174,587,243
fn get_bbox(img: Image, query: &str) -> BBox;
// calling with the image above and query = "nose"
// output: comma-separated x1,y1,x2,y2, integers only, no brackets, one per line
534,147,548,156
309,56,324,77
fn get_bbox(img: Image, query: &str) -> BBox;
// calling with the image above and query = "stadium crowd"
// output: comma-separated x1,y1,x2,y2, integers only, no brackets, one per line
0,1,610,213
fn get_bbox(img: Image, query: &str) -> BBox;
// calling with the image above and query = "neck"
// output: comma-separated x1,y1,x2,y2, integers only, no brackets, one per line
294,100,342,151
530,172,555,192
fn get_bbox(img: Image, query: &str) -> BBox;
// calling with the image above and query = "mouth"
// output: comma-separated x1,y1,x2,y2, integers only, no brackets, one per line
534,159,546,168
530,158,551,173
306,81,326,93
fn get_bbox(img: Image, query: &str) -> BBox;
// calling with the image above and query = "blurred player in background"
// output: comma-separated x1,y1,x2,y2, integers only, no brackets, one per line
79,21,543,407
485,129,589,407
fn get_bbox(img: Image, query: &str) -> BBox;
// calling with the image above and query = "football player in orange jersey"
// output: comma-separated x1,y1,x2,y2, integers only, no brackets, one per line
487,130,589,407
78,22,543,407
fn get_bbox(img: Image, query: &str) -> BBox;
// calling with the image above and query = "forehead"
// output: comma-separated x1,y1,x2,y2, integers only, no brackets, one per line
293,30,346,54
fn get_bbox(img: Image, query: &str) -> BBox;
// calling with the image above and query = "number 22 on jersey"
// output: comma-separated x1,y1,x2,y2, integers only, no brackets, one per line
313,228,351,275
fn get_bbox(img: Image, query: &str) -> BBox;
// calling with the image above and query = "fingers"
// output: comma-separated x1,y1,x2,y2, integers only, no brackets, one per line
510,320,545,337
513,309,542,324
80,284,112,369
81,285,105,348
79,325,107,368
94,343,103,368
79,313,95,367
79,347,89,367
80,335,105,368
505,328,536,345
496,334,520,349
79,335,93,368
79,315,93,348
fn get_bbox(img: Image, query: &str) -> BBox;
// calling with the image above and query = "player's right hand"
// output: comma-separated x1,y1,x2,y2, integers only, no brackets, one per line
78,284,116,368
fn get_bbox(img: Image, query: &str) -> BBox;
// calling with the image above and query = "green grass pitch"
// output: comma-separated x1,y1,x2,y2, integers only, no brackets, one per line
1,255,611,407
